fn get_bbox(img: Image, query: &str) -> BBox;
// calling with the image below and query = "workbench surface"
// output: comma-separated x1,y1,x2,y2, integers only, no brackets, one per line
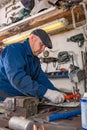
0,114,82,130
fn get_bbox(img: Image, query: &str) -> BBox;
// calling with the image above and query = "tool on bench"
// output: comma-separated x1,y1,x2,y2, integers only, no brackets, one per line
39,106,57,114
32,117,78,130
64,93,81,104
47,109,81,122
40,91,80,108
40,100,80,108
8,116,34,130
64,93,79,101
3,96,39,119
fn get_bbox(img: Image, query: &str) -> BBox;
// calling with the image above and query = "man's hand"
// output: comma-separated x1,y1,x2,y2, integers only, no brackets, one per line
44,89,65,104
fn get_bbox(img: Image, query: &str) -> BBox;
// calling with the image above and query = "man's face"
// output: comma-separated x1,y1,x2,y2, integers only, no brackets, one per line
30,34,46,56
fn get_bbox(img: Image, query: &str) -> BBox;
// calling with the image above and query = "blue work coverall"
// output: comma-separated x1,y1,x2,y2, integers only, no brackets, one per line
0,39,58,100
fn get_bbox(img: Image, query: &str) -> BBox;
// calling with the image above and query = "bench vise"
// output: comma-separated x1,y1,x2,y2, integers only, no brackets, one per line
3,96,39,119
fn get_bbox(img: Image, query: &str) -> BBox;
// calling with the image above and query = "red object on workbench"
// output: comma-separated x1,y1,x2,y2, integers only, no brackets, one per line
64,94,78,99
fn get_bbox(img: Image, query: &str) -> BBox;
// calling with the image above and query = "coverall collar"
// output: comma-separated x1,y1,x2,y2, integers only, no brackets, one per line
25,38,33,56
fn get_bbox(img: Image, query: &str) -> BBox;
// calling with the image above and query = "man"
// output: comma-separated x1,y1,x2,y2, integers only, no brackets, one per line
0,29,65,103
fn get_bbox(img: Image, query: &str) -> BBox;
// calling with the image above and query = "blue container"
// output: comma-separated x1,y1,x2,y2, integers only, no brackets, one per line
81,98,87,130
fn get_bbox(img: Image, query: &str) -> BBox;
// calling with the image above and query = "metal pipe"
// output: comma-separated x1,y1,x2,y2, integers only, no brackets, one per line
71,7,76,28
80,2,87,24
9,116,34,130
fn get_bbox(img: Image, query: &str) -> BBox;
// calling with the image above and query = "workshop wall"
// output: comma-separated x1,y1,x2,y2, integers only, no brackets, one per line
40,28,87,95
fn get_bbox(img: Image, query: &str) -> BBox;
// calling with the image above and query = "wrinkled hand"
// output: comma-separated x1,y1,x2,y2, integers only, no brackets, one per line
44,89,65,104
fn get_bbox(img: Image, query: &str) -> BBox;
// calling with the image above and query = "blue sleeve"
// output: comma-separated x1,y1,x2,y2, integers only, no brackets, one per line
36,68,59,91
2,45,47,98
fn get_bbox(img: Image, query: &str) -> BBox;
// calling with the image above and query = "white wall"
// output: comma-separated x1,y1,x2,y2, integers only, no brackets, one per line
40,28,87,95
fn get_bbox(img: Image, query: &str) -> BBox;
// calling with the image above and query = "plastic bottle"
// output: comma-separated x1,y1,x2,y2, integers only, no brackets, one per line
81,93,87,130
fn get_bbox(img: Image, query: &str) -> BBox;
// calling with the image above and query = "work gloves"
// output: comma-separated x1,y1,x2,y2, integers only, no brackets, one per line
44,89,65,104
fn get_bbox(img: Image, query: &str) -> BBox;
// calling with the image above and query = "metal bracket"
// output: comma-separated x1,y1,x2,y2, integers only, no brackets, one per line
71,2,87,28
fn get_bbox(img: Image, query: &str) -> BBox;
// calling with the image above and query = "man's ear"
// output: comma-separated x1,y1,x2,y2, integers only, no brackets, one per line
29,34,34,43
30,34,37,42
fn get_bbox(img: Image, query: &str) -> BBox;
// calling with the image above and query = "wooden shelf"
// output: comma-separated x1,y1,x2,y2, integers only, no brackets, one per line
0,2,86,45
